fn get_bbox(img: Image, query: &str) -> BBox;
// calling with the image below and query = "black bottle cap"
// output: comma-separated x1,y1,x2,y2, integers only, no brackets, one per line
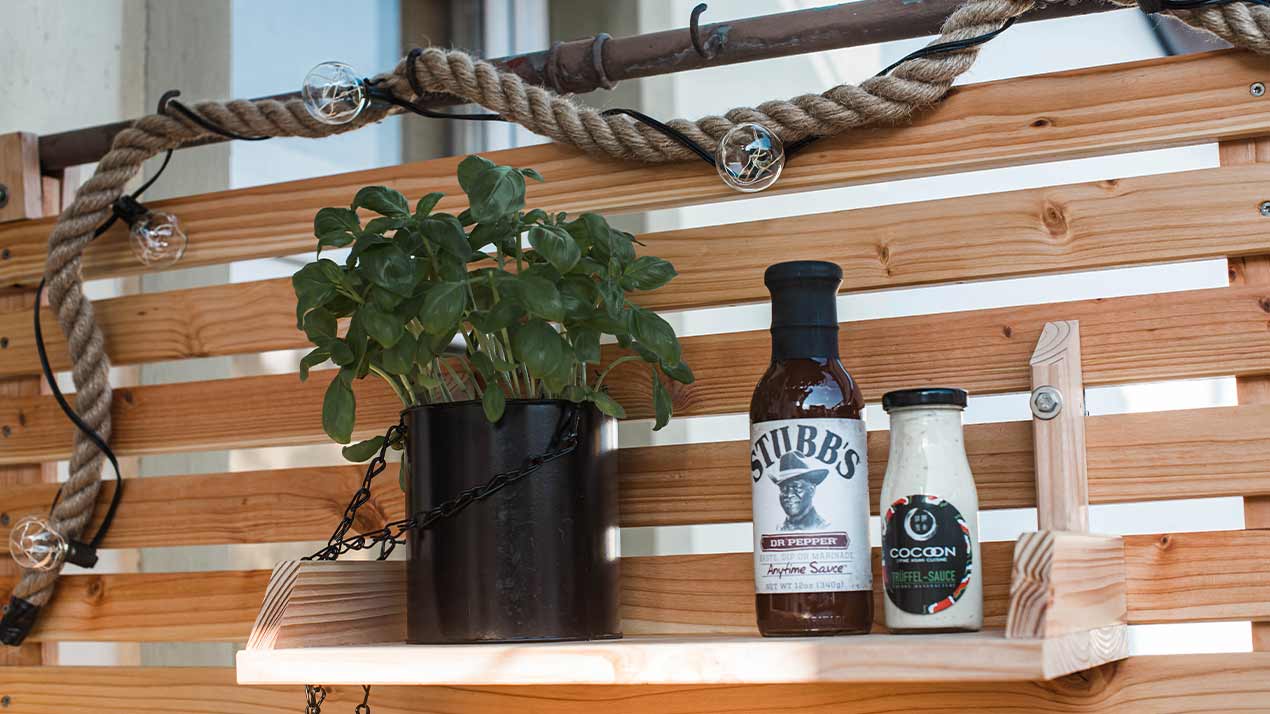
764,261,843,330
882,387,968,411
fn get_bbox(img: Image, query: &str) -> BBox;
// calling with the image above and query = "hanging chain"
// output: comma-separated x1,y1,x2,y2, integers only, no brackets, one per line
300,407,584,712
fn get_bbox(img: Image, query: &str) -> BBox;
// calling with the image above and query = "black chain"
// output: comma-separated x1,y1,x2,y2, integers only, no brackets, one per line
301,406,583,712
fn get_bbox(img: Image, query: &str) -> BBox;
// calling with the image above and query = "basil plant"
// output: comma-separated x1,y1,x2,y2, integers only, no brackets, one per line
294,155,694,462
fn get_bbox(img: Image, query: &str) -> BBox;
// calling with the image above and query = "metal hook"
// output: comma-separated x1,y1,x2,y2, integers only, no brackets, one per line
689,4,719,60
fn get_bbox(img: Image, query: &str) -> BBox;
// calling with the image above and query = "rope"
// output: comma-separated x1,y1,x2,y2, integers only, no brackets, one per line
17,0,1270,613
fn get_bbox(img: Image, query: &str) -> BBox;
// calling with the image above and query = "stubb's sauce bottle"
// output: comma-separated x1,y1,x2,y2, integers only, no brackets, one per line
749,261,872,636
880,388,982,633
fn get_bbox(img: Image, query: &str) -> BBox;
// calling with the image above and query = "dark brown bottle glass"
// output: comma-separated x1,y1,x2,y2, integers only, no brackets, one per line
750,261,872,636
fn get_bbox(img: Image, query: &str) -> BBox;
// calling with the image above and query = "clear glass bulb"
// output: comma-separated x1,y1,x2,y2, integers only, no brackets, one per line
302,61,367,125
715,122,785,193
129,211,187,267
8,515,66,571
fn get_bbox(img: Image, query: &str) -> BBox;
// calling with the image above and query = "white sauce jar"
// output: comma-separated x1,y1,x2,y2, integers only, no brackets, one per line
880,388,982,632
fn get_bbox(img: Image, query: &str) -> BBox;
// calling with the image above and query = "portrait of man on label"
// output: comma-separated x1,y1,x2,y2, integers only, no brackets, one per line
769,452,830,531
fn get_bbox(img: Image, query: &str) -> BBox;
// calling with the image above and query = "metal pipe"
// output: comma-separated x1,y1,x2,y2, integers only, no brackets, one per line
36,0,1119,172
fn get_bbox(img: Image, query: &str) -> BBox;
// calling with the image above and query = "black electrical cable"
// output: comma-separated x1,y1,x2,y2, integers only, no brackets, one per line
31,145,177,551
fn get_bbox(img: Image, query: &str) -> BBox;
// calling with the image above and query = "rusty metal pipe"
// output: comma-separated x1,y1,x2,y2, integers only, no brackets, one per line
36,0,1118,172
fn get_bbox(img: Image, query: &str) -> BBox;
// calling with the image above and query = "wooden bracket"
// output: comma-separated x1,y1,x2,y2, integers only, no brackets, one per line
0,132,43,223
1029,320,1089,532
247,560,406,651
1005,530,1126,639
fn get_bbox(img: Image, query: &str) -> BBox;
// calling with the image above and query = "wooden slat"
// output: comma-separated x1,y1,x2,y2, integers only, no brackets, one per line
8,162,1270,380
0,132,42,223
4,404,1268,546
5,283,1269,463
2,655,1269,714
4,49,1270,288
6,530,1264,642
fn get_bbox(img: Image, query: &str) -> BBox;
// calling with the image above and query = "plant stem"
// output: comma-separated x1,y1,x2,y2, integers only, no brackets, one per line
370,365,412,407
439,358,472,400
594,355,642,392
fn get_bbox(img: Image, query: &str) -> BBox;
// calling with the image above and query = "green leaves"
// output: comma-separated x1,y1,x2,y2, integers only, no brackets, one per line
297,155,692,458
528,224,581,274
482,382,506,422
512,320,566,377
359,244,416,297
623,256,677,291
420,281,467,334
463,161,526,223
322,374,356,444
352,186,409,218
314,207,360,253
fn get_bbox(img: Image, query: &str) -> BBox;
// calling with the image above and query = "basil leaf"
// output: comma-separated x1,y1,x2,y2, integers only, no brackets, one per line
628,306,681,363
359,244,417,296
342,435,384,463
420,281,467,335
528,224,581,274
303,307,338,343
518,167,544,182
351,185,409,218
322,375,356,444
482,382,506,422
293,259,341,328
379,330,418,374
590,389,626,419
622,256,677,291
511,320,565,377
314,207,360,253
414,192,444,220
468,165,526,224
651,366,672,431
360,304,403,348
572,327,600,363
299,346,330,382
457,155,496,195
517,274,564,322
423,215,472,262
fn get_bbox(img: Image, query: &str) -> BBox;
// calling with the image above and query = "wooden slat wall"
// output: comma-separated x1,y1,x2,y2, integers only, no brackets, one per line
3,50,1270,290
2,404,1267,544
0,654,1266,714
4,283,1270,463
7,162,1270,380
5,530,1265,643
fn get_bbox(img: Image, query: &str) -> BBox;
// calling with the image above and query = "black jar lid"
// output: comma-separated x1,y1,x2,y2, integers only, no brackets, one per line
882,387,968,411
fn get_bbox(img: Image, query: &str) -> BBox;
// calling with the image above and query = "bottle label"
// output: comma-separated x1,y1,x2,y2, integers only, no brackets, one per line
882,495,973,614
750,418,871,594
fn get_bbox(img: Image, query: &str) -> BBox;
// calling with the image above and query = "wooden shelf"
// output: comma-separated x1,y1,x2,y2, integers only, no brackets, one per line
235,625,1127,686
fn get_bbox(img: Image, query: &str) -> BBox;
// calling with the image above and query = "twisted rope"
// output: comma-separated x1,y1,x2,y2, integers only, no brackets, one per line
17,0,1270,611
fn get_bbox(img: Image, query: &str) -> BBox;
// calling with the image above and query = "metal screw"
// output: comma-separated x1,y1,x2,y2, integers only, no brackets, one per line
0,337,8,349
1253,82,1266,97
1,426,10,438
0,248,9,260
1030,385,1063,420
1260,201,1270,217
0,185,8,209
0,514,8,527
2,695,11,708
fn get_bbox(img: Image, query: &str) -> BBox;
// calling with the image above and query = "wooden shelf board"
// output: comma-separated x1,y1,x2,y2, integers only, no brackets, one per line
235,625,1127,686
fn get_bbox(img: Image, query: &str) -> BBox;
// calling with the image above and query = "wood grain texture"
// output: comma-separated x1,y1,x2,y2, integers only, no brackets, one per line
5,404,1267,547
1005,531,1126,639
6,530,1264,643
236,627,1126,685
2,655,1269,714
8,163,1270,380
1220,136,1270,653
247,560,406,651
0,132,42,223
6,283,1270,464
4,50,1270,288
1029,321,1090,532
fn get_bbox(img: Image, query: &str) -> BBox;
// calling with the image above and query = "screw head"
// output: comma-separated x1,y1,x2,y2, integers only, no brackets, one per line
1030,385,1063,420
0,185,8,209
0,248,9,260
1253,82,1266,97
0,513,8,527
2,695,11,707
1260,201,1270,217
0,337,8,349
1,426,10,438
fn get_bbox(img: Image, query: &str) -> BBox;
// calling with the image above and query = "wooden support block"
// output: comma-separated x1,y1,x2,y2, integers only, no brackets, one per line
1030,320,1089,532
0,133,42,223
247,560,407,651
1005,531,1126,640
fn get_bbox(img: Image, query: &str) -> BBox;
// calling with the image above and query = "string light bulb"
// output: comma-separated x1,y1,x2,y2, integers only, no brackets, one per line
715,122,785,193
302,62,367,125
128,210,187,267
7,515,99,571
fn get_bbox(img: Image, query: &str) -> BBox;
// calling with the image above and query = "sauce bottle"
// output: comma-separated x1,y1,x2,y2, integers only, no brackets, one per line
750,261,872,636
880,388,982,633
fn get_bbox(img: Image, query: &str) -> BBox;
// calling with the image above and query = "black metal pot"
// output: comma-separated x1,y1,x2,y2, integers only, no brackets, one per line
404,399,621,643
